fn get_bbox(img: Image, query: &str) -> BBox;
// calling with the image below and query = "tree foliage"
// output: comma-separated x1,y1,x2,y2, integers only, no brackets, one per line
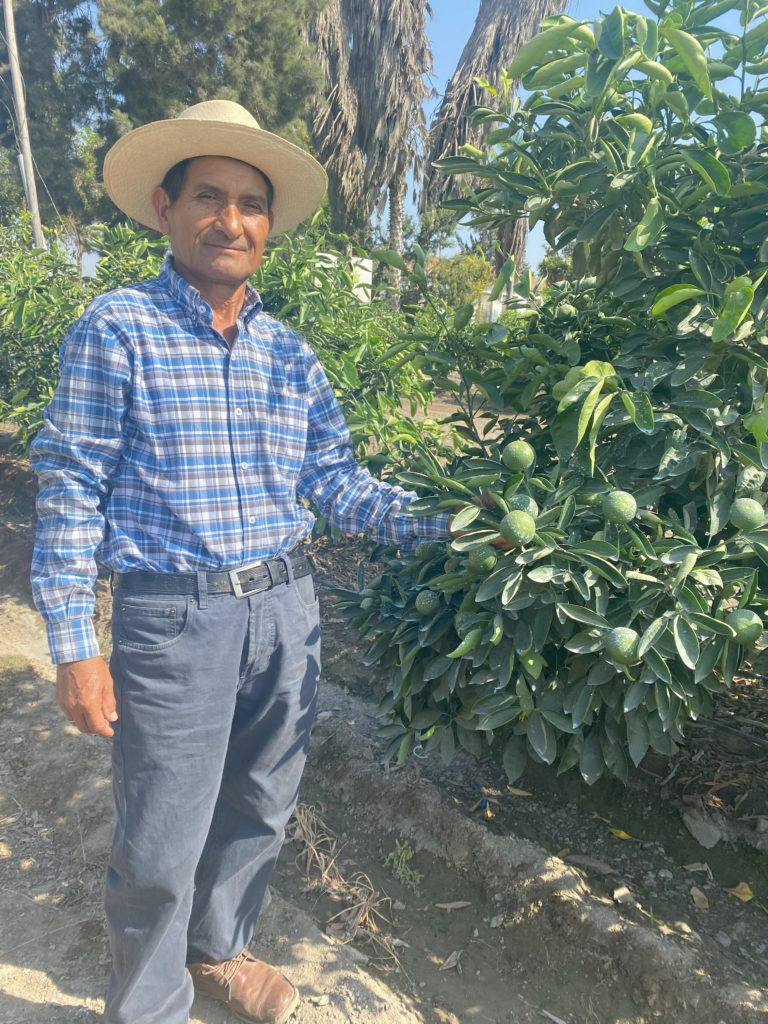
339,0,768,785
99,0,324,141
0,0,105,222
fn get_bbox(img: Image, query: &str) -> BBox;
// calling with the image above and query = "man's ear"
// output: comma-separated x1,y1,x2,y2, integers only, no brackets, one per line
152,187,172,234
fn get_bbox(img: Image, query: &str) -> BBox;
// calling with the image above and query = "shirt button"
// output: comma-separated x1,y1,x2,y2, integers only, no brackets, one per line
248,516,256,524
235,408,243,417
241,461,248,470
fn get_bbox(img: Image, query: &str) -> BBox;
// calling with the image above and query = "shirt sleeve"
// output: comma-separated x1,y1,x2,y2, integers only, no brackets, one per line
30,311,132,664
296,347,450,547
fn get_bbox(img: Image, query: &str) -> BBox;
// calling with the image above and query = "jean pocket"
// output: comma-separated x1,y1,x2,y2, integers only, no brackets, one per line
293,572,318,612
115,595,195,651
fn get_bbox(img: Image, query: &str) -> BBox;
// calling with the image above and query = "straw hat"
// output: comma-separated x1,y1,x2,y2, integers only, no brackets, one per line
103,100,328,237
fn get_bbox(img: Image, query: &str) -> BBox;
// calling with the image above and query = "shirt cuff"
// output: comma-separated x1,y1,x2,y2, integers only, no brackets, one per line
398,511,452,548
45,617,100,665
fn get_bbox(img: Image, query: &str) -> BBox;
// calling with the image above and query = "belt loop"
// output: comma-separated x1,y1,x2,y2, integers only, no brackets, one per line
265,559,280,587
196,570,209,609
282,553,295,586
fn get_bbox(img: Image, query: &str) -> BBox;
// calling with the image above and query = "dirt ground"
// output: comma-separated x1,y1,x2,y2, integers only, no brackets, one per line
1,428,767,1024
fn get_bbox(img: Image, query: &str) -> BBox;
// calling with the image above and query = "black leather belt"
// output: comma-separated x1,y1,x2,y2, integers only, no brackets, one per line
113,554,312,599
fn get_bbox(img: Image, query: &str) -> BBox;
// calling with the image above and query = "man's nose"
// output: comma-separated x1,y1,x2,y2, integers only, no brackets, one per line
214,202,243,238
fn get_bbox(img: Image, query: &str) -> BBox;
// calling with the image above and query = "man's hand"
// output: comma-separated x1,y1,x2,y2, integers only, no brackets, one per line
56,657,118,738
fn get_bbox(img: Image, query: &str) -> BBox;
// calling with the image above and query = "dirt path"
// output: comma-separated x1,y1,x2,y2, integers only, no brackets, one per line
1,439,767,1024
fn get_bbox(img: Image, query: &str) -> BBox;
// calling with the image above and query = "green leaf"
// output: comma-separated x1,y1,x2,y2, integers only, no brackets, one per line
576,380,604,447
614,113,653,133
598,7,625,59
527,711,557,765
579,730,605,784
672,615,700,670
373,249,408,272
651,284,705,316
713,111,757,155
711,276,754,344
663,28,712,99
507,23,587,80
450,504,482,532
682,150,731,197
487,256,515,302
621,390,655,433
624,197,664,251
502,735,528,783
574,205,618,243
637,615,668,657
644,647,672,685
687,612,736,638
452,303,474,331
626,715,650,766
559,603,610,629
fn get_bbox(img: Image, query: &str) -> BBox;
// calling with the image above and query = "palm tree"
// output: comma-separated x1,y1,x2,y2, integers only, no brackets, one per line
423,0,566,269
308,0,432,264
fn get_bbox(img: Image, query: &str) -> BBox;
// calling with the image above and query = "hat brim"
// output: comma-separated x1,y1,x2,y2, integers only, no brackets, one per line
103,120,328,237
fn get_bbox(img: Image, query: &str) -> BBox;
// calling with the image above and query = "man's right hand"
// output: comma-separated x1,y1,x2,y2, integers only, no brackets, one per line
56,657,118,738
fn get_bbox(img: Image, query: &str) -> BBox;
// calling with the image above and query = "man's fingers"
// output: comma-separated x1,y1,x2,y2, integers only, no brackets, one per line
102,687,118,723
82,708,115,738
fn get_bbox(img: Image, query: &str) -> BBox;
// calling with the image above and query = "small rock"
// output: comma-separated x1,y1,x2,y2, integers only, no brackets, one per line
489,914,504,928
393,899,406,911
658,869,673,880
715,931,732,949
307,995,330,1006
682,808,723,849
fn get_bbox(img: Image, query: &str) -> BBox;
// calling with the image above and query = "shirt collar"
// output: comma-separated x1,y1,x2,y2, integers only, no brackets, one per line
159,254,264,326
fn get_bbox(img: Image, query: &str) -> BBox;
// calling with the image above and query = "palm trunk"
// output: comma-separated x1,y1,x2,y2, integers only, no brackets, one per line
387,171,407,309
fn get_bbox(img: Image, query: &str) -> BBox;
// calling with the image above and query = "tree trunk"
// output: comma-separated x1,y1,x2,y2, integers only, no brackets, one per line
387,170,407,309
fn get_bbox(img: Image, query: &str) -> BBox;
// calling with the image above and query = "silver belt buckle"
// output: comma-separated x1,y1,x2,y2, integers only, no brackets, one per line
229,561,264,599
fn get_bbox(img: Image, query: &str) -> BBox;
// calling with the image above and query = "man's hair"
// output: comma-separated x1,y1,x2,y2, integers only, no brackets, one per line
160,158,274,209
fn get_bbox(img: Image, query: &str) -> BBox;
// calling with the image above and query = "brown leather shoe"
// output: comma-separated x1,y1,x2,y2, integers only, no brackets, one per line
188,948,299,1024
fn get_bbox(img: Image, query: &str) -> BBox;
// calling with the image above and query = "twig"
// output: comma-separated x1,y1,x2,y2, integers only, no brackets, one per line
0,917,95,957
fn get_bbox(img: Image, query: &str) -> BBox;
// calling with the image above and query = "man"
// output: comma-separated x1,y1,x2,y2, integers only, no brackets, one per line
30,100,449,1024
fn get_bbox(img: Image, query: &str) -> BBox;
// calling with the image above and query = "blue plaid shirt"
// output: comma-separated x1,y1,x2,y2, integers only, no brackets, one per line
31,256,448,664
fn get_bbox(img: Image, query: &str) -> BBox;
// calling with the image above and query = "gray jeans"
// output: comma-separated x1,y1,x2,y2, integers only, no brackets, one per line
104,565,320,1024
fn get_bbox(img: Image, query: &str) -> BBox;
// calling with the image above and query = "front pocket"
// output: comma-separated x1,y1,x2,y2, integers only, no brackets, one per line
116,596,195,651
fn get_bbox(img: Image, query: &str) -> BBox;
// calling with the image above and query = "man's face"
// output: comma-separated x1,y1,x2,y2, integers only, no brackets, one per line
152,156,274,296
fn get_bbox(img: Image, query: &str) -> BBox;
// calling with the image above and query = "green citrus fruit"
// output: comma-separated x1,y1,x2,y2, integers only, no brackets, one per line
415,590,441,616
499,510,537,548
467,543,498,573
729,497,765,532
556,302,577,320
414,540,443,560
506,493,539,518
604,626,640,665
501,440,535,473
602,490,638,524
725,609,763,644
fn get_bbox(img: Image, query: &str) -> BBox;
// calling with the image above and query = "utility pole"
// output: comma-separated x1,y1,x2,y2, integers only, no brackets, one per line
3,0,45,248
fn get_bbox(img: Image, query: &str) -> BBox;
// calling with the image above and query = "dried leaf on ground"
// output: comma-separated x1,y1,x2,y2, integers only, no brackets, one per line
726,881,754,902
434,901,472,911
565,854,617,875
506,786,532,797
690,886,709,910
439,949,463,973
540,1011,568,1024
609,827,633,841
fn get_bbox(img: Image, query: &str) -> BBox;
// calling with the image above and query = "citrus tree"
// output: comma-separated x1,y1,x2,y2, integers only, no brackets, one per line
338,0,768,783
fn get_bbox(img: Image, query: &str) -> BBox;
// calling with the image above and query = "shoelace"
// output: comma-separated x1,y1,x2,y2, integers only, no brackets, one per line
200,949,253,993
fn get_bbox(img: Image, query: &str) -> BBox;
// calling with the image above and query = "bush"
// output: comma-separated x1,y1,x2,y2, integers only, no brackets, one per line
339,0,768,784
